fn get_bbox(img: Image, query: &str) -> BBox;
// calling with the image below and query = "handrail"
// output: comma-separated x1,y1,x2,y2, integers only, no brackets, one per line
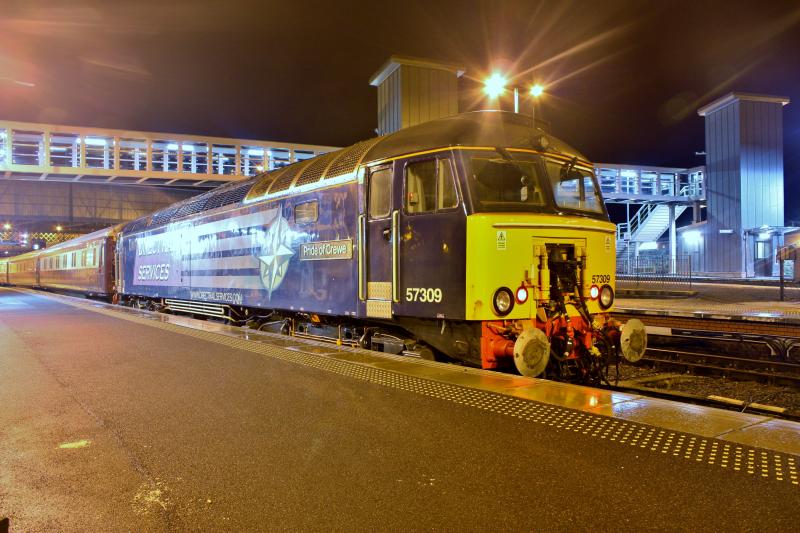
617,202,657,241
616,177,705,242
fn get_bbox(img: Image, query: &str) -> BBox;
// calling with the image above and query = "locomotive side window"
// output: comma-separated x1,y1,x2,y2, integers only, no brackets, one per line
368,167,392,219
438,159,459,210
405,158,458,214
295,200,319,224
405,160,436,213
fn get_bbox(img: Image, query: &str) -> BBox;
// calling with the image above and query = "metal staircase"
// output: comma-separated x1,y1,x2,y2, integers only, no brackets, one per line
617,203,688,256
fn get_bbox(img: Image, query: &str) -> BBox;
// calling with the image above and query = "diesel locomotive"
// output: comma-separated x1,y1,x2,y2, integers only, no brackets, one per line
3,111,646,383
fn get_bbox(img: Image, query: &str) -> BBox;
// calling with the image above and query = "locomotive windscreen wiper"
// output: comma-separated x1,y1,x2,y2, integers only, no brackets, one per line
494,147,535,182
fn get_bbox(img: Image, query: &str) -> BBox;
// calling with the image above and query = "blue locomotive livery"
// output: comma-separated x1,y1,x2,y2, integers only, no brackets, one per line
5,111,647,383
118,187,358,316
116,175,360,318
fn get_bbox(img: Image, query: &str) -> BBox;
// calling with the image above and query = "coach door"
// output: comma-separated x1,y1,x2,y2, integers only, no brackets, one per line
361,164,397,318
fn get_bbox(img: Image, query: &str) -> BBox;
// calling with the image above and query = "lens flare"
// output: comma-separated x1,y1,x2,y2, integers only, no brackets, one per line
483,72,507,98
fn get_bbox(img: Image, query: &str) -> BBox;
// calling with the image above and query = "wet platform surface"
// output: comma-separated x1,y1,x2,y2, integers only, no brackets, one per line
1,287,799,531
617,281,800,325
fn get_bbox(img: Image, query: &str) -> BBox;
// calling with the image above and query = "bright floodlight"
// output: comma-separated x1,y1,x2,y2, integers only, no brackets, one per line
530,84,544,97
56,225,63,231
483,72,507,98
2,223,10,230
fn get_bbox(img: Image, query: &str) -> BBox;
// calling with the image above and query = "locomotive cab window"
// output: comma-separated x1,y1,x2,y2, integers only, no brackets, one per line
405,158,458,214
469,152,546,211
545,159,603,214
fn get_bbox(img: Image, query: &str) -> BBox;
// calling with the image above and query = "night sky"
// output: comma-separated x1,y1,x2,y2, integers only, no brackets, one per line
2,0,799,219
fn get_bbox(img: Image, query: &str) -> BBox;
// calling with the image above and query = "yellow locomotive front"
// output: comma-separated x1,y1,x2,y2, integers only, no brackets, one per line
458,145,647,383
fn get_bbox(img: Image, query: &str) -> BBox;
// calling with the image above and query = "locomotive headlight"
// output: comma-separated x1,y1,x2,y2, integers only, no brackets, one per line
599,284,614,310
589,285,600,300
515,285,528,304
493,287,514,316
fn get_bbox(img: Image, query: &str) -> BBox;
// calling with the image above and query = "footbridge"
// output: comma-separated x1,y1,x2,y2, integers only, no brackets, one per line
596,163,706,263
0,120,336,245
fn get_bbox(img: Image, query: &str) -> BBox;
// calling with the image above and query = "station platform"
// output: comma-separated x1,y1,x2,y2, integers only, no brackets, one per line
617,282,800,343
1,287,798,531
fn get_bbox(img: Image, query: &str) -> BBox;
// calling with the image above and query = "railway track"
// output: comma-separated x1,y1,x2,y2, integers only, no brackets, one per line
603,330,800,419
637,347,800,387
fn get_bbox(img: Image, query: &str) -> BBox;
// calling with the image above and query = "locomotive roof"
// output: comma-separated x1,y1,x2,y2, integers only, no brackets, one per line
123,111,590,233
362,110,589,164
245,111,590,202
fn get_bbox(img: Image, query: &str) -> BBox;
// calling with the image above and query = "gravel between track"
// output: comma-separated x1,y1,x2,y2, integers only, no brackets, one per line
615,363,800,413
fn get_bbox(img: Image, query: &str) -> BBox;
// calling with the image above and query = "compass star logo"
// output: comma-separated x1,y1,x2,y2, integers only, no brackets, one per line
257,215,294,298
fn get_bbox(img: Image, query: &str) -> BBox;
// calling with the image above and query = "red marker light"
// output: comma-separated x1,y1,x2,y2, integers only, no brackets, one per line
516,286,528,304
589,285,600,300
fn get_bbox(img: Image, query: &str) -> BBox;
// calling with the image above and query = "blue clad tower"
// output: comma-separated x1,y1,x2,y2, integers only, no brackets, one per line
697,93,790,276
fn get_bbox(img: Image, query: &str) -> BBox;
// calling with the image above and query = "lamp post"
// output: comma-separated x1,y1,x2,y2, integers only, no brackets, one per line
483,73,545,124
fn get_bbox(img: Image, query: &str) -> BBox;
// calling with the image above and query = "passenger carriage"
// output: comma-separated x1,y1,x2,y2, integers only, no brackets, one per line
7,251,39,288
0,258,8,285
37,227,118,297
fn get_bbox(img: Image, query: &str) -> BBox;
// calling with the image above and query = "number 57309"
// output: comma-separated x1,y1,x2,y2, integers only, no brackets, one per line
405,287,443,303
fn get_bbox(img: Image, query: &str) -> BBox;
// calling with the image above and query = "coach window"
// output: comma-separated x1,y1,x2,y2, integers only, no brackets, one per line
368,167,392,219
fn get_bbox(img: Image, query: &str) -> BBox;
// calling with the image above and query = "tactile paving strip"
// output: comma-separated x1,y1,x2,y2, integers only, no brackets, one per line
30,291,800,487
